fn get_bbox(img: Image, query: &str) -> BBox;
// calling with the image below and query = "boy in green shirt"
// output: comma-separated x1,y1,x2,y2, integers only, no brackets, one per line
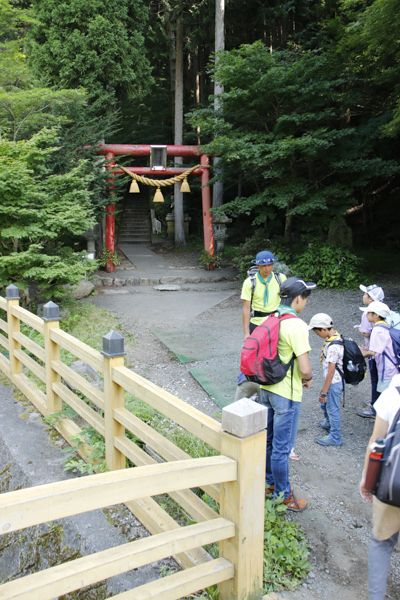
261,277,316,511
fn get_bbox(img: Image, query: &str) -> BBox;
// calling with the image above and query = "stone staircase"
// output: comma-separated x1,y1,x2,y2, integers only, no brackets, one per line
117,195,151,244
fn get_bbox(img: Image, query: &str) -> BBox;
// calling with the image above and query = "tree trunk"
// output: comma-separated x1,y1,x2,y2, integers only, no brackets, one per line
284,205,293,243
212,0,224,209
174,16,185,247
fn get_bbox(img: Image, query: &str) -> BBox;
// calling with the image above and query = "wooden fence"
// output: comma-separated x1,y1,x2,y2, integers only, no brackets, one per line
0,284,268,600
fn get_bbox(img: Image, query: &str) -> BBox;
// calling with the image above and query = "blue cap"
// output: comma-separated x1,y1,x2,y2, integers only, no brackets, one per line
251,251,278,265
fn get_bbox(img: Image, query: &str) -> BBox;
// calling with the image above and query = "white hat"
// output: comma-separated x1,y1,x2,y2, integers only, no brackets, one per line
359,284,385,302
360,301,390,319
308,313,333,330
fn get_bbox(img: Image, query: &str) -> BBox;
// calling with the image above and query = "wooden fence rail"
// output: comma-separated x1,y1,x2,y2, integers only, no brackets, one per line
0,284,268,600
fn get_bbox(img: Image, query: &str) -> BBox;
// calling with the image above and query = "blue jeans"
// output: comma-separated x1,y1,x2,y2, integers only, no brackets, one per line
320,381,343,443
260,388,300,499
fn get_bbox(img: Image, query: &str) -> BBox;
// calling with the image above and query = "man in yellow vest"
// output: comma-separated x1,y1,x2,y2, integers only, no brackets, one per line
241,251,287,341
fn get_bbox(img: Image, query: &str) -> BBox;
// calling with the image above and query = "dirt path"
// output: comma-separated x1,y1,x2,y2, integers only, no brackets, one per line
93,263,400,600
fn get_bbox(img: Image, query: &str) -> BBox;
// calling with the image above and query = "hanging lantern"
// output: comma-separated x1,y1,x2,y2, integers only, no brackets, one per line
153,185,164,202
180,177,190,193
129,179,140,193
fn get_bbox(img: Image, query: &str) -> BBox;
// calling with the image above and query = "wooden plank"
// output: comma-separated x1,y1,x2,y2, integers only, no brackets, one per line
11,305,44,334
0,317,8,334
112,558,234,600
0,332,9,351
126,497,213,570
49,328,104,372
103,355,125,470
0,296,6,311
11,373,48,416
7,299,22,375
51,360,104,410
43,319,62,413
0,354,11,379
219,430,266,600
0,519,235,600
12,332,45,362
114,407,220,502
14,349,46,383
114,435,219,523
52,382,105,436
0,456,236,533
112,366,222,451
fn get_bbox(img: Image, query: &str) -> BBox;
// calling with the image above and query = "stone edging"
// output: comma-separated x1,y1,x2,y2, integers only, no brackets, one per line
93,274,239,287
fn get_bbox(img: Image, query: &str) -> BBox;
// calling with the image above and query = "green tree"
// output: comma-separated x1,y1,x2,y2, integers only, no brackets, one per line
27,0,153,111
0,128,99,300
190,41,400,240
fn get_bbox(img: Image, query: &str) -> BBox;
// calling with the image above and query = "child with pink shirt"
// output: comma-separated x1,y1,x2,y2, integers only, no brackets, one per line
359,284,385,411
358,300,397,418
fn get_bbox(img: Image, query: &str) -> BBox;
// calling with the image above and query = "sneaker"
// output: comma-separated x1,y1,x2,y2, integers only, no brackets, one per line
283,493,307,512
316,434,343,447
265,483,275,496
357,406,376,418
319,419,331,432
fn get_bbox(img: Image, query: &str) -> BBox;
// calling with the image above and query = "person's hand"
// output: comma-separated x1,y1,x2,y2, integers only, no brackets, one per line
318,393,327,404
302,378,313,389
360,475,373,503
244,333,250,342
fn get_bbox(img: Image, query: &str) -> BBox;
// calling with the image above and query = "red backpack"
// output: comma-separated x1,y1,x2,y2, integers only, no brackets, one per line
240,313,297,385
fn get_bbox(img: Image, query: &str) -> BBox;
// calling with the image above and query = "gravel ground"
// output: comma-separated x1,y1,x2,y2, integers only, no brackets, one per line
93,253,400,600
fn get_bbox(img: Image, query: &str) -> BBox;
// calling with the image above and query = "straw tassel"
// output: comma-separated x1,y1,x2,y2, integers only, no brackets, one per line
153,186,164,202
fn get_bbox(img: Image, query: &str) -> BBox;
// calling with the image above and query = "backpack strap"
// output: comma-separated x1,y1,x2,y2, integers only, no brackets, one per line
250,273,257,318
274,272,282,287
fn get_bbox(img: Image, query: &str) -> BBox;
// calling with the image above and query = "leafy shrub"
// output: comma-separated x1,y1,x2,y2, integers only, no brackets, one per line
235,230,292,280
263,496,310,592
292,241,363,288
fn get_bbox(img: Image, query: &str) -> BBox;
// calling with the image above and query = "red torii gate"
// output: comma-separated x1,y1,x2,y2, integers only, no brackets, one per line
95,144,214,273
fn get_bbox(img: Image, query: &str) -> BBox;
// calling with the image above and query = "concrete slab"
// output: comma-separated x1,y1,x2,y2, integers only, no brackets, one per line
93,289,236,324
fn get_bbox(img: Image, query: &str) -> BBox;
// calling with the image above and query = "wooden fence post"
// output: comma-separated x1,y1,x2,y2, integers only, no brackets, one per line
6,284,22,376
102,331,126,471
219,398,268,600
42,301,62,414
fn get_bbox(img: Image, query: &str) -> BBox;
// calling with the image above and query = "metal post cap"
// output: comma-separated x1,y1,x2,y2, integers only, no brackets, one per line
6,284,20,299
42,301,61,321
101,330,126,357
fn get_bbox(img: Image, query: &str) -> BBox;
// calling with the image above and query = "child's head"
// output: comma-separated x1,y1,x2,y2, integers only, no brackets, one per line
279,277,316,313
359,284,384,306
308,313,335,338
360,301,390,324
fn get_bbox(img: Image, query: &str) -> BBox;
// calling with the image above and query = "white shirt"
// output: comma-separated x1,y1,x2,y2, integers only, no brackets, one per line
374,374,400,428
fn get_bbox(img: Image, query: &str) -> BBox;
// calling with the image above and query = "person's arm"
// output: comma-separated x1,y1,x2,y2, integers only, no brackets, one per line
360,415,389,503
361,345,375,358
297,352,313,388
319,362,336,403
243,300,251,341
359,329,371,340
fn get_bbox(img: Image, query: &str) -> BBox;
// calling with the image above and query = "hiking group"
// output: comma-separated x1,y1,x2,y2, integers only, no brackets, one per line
239,249,400,600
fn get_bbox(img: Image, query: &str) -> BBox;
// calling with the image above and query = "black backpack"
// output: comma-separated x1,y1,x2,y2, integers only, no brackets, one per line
329,337,367,385
376,394,400,508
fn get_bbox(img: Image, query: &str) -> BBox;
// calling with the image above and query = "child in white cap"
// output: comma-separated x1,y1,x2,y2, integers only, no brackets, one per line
358,301,396,418
359,284,385,409
308,313,344,446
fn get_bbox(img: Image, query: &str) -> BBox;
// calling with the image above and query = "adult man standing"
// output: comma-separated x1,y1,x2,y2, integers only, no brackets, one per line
241,251,286,341
261,277,316,511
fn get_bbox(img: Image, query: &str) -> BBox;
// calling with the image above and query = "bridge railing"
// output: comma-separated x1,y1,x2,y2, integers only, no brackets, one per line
0,284,268,600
